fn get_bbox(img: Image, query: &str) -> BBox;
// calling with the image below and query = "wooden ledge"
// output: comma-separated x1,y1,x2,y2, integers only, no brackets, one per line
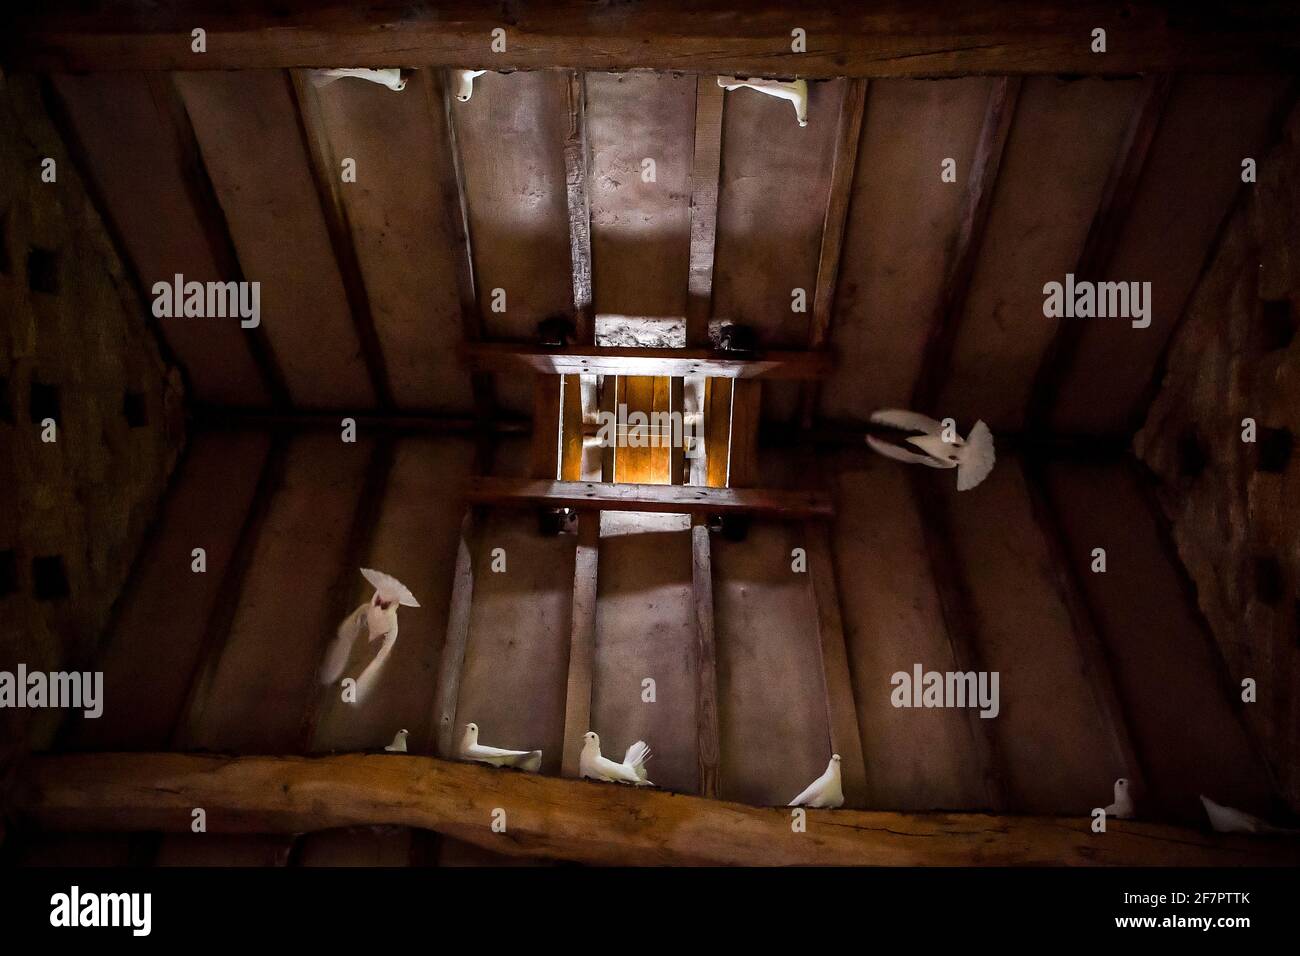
465,477,834,518
461,342,831,380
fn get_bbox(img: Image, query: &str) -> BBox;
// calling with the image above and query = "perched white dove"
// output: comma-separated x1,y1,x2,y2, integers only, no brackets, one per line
579,732,654,787
1200,795,1300,836
384,729,409,752
453,69,488,101
459,722,542,772
717,75,809,126
1102,778,1135,819
310,68,407,91
319,569,420,702
865,409,996,491
789,754,844,808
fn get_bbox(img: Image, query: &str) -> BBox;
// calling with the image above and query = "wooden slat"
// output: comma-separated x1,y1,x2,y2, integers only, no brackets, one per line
560,512,600,777
804,522,868,807
669,376,686,485
1026,74,1173,434
563,71,595,344
599,375,617,482
704,378,733,488
18,752,1299,867
464,342,831,379
912,76,1021,414
800,78,868,427
691,518,721,798
1022,459,1146,793
467,477,833,518
13,4,1300,77
560,374,585,480
530,375,562,479
289,69,393,409
429,510,476,758
727,381,761,487
686,76,724,347
909,474,1009,810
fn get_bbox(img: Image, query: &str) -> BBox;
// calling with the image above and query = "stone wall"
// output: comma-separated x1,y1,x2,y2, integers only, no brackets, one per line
0,73,185,755
1136,102,1300,810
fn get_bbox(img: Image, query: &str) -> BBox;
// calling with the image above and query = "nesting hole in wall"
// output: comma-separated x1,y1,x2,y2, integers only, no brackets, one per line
0,550,17,597
29,382,60,424
1176,427,1208,479
32,555,70,601
1254,556,1284,606
123,391,148,428
26,246,60,295
1256,427,1293,473
1258,298,1296,352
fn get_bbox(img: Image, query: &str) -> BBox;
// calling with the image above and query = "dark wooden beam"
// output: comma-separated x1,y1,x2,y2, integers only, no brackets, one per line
703,378,733,488
1021,459,1146,794
727,381,761,487
11,3,1300,76
686,75,724,347
1026,74,1173,435
563,71,595,344
560,512,600,777
429,510,476,758
669,376,686,485
189,406,530,434
691,518,721,798
912,76,1021,415
530,375,562,480
288,69,393,410
467,477,833,518
909,473,1009,810
15,752,1299,866
463,342,831,380
800,78,867,428
170,437,290,749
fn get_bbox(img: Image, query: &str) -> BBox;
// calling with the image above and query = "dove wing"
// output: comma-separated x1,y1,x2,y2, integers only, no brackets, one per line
353,630,396,704
321,605,366,684
360,568,421,608
467,742,533,759
870,408,942,434
866,435,943,467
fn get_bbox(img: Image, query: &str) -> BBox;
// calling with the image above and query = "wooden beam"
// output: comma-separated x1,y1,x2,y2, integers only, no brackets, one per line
804,522,869,807
599,375,617,482
12,3,1300,77
563,71,595,344
530,376,562,480
1026,74,1173,434
912,76,1021,415
429,510,476,758
16,752,1299,866
686,76,724,347
691,519,721,798
288,69,393,410
669,376,686,485
190,406,530,434
170,438,289,750
727,381,762,487
560,513,600,777
800,79,867,428
467,477,832,518
464,343,830,380
909,473,1009,810
560,374,585,480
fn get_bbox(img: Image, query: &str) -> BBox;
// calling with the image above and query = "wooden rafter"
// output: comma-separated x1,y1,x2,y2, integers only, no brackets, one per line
690,518,721,798
467,477,832,518
912,76,1021,415
563,71,595,344
15,752,1299,866
11,3,1300,77
288,69,393,410
463,343,830,380
686,76,724,349
429,510,476,758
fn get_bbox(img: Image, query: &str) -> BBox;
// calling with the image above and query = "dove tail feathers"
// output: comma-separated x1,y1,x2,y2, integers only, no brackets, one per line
956,420,995,491
320,605,365,685
519,751,543,773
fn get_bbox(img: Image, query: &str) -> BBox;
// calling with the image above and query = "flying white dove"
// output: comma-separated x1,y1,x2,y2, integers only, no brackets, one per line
319,568,420,702
384,729,409,753
579,732,654,787
789,754,844,808
717,75,809,126
1102,777,1135,819
1200,795,1300,836
865,409,996,491
310,68,407,91
458,722,543,772
453,69,488,101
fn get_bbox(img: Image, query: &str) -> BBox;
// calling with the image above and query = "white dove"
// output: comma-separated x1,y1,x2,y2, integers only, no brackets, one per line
319,568,420,702
453,69,488,101
717,75,809,126
865,409,996,491
579,732,654,787
384,729,409,753
1102,778,1135,819
309,68,407,91
459,722,542,772
1200,795,1300,836
789,754,844,808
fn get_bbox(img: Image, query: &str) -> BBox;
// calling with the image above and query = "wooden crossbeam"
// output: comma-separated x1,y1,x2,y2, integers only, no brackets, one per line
14,752,1299,866
466,477,832,518
686,76,724,347
690,519,721,798
11,3,1300,76
463,343,830,380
